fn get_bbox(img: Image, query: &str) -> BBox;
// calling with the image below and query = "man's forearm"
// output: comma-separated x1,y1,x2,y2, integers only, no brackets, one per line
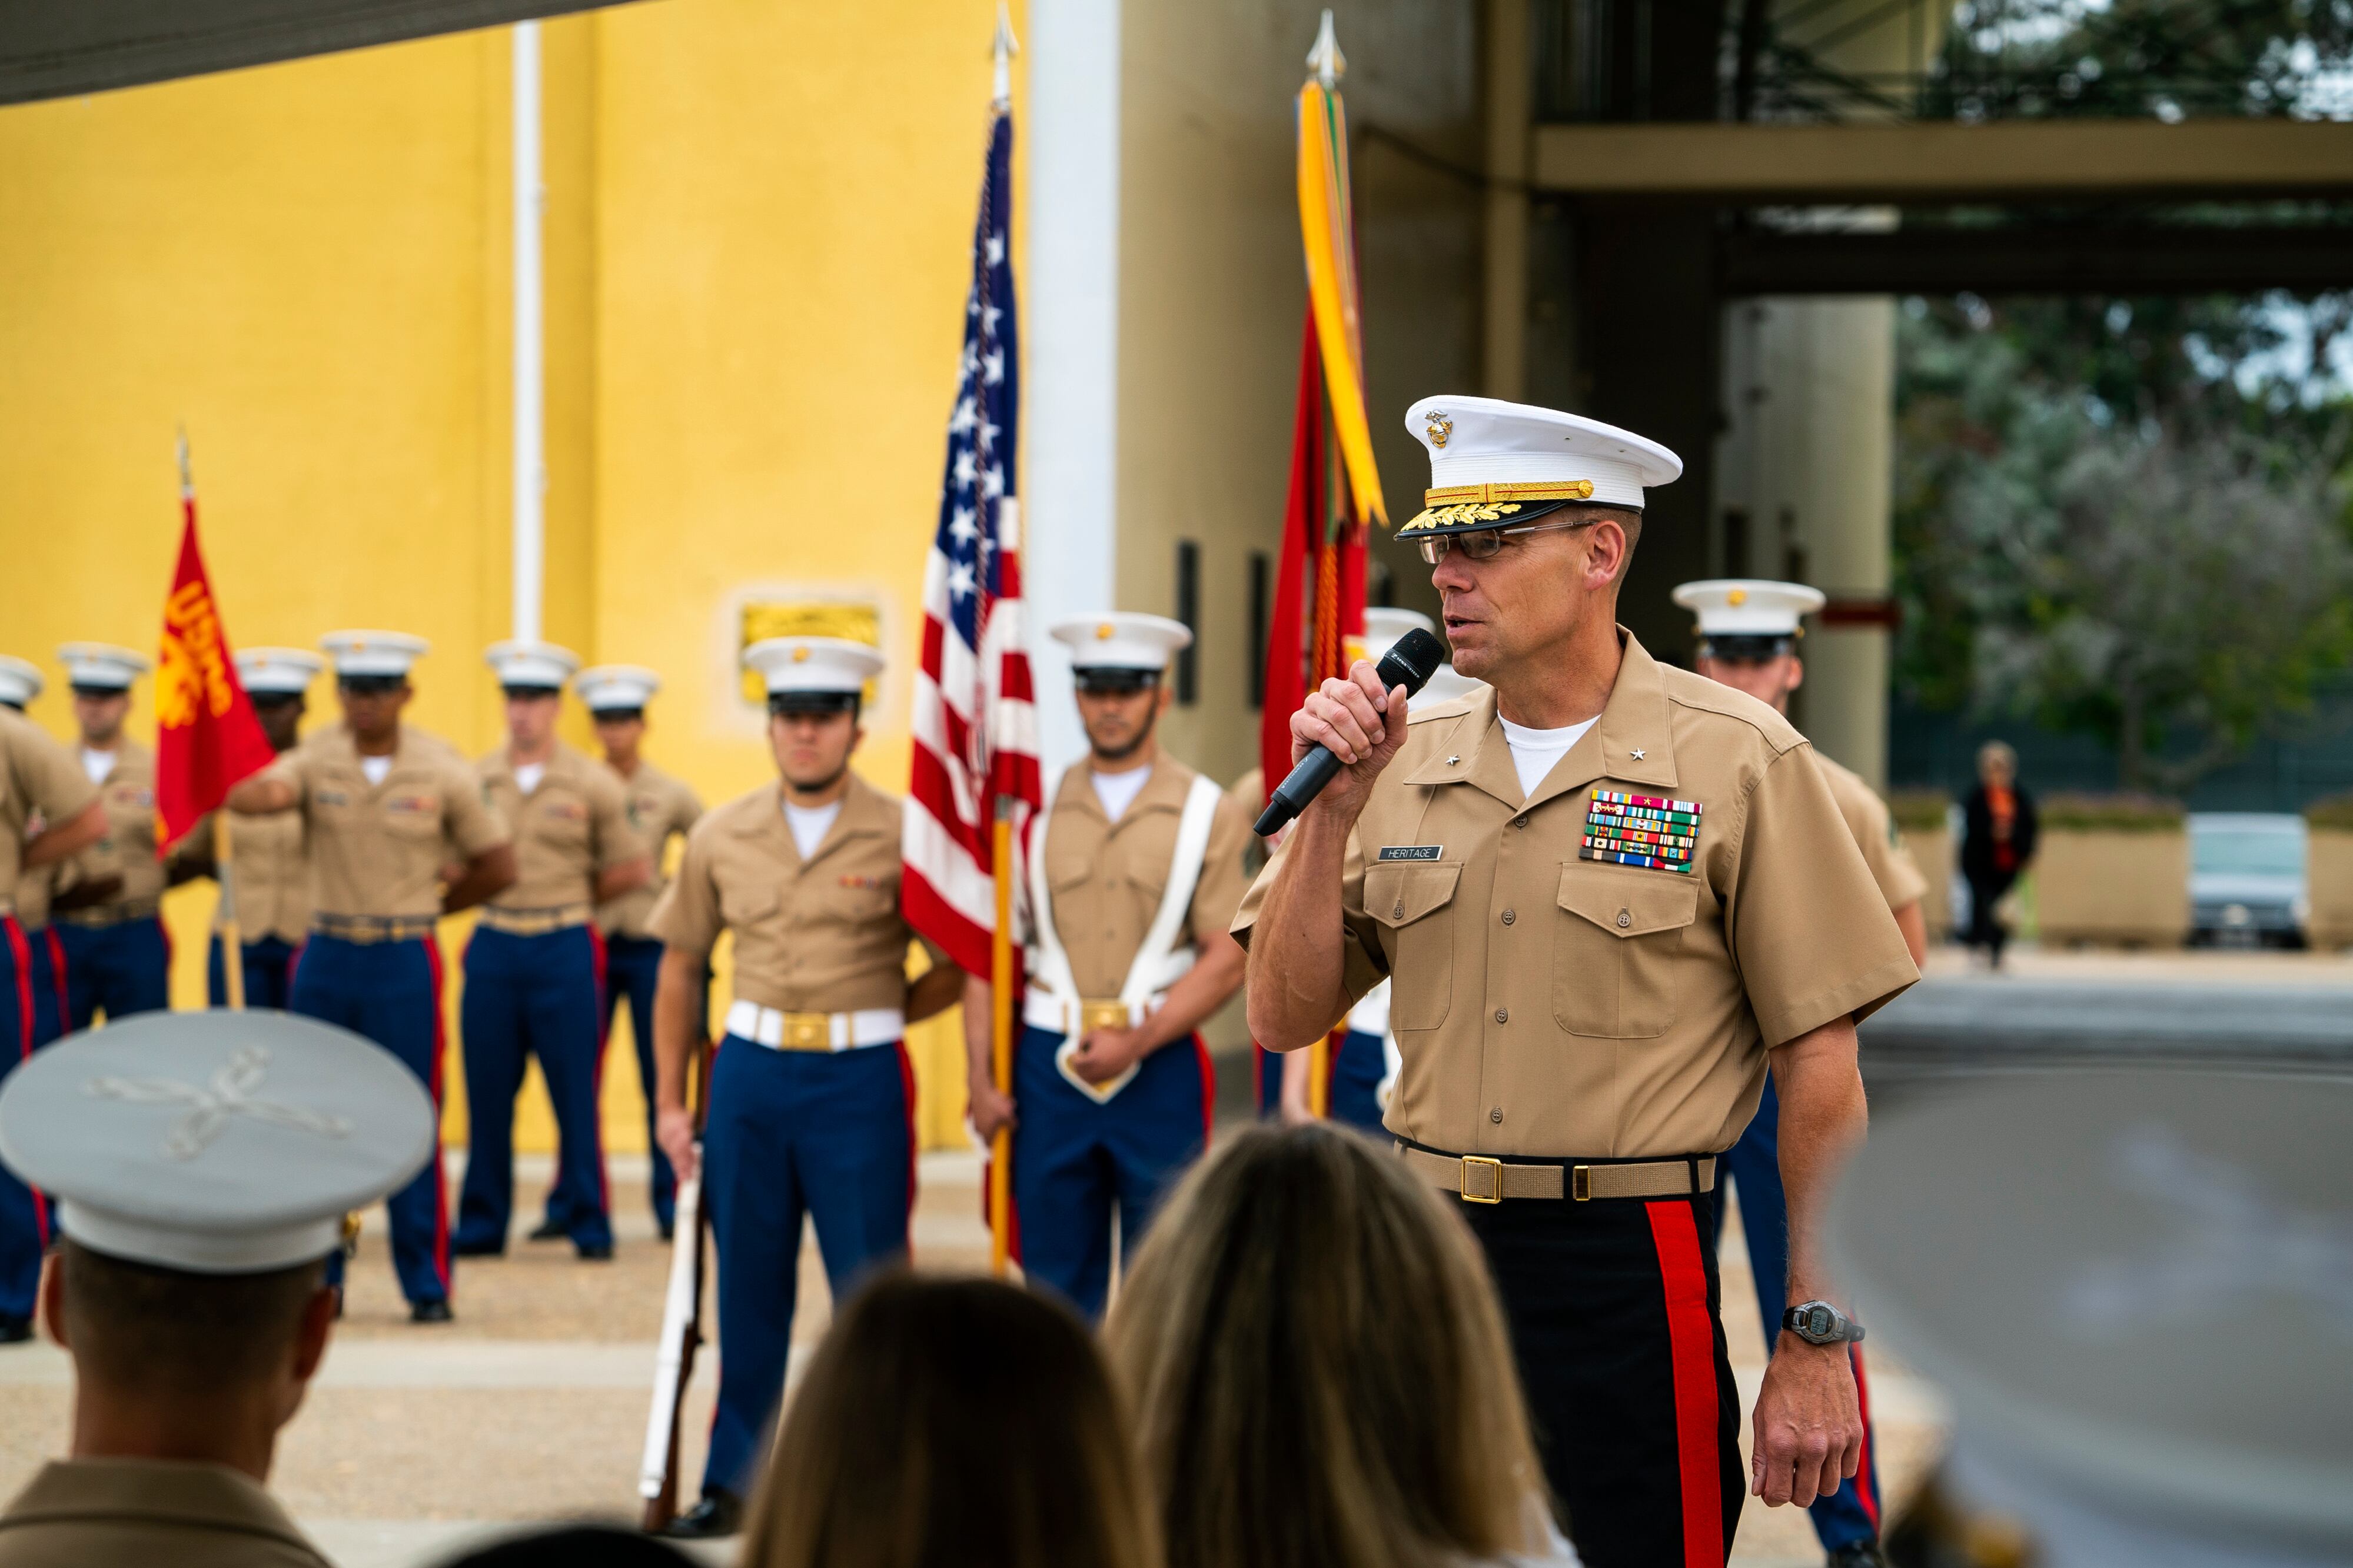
651,951,707,1112
1243,804,1356,1050
225,778,295,815
594,856,653,903
1769,1017,1869,1304
906,960,965,1024
440,846,516,914
961,975,997,1084
22,803,105,870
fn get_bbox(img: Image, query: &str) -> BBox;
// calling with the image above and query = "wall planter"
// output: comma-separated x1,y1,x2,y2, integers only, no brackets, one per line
2304,795,2353,952
2033,794,2189,949
1888,790,1953,941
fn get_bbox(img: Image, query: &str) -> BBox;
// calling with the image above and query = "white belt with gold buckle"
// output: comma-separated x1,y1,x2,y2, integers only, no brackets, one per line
725,1000,904,1052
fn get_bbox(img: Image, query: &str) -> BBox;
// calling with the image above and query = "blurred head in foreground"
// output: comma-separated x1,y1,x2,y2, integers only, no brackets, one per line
742,1272,1158,1568
1106,1123,1554,1568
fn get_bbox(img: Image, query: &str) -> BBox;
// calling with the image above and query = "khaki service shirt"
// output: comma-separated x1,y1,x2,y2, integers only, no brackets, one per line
650,772,942,1015
61,738,165,909
599,759,704,938
1233,632,1918,1161
262,725,509,921
1032,758,1254,998
479,741,644,913
0,1458,331,1568
179,807,311,944
0,711,98,919
1817,755,1929,914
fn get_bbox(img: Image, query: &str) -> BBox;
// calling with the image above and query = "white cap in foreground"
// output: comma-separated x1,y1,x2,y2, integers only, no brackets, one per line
1401,395,1681,535
1048,612,1192,673
58,643,151,693
321,630,430,680
0,1011,438,1275
235,647,325,698
485,639,581,693
576,665,662,714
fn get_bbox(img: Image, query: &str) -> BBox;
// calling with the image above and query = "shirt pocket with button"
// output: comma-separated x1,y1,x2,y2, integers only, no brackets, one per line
1364,860,1463,1031
1551,868,1699,1038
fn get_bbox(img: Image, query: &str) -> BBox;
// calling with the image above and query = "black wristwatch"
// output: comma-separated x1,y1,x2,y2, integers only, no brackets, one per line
1782,1300,1865,1346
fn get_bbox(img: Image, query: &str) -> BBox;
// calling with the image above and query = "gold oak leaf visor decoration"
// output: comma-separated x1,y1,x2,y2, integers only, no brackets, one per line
1399,479,1597,534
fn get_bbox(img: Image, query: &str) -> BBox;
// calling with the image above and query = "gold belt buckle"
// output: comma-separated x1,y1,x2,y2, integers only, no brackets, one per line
1460,1155,1504,1204
1079,1000,1129,1033
1571,1164,1591,1202
781,1012,831,1050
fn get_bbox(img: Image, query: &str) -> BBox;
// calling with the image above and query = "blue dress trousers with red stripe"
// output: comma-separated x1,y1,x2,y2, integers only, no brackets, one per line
288,933,453,1307
1011,1024,1211,1323
0,918,67,1326
55,916,170,1031
699,1034,913,1499
207,933,301,1011
455,924,613,1254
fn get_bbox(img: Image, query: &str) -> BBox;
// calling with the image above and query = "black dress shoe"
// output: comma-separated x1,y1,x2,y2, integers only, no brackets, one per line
657,1221,674,1244
0,1316,32,1345
658,1492,741,1540
409,1299,454,1324
527,1218,567,1243
576,1242,613,1261
1827,1543,1890,1568
451,1239,506,1259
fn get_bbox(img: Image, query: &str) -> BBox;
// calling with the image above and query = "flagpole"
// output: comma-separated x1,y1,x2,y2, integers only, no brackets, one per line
989,800,1015,1274
178,430,247,1014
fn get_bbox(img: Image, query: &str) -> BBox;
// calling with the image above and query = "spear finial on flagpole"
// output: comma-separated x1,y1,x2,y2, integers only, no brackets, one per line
176,423,193,501
1307,8,1345,88
992,2,1019,109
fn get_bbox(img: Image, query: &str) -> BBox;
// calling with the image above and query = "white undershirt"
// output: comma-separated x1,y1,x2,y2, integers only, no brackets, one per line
81,747,117,785
1089,764,1151,823
359,755,393,787
1499,715,1598,800
784,799,842,860
513,761,547,795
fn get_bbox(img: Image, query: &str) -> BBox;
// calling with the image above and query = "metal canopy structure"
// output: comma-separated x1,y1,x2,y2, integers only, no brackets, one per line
1719,222,2353,298
0,0,623,105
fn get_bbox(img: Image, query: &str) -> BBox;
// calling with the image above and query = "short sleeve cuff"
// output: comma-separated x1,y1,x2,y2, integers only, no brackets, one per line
1755,958,1919,1048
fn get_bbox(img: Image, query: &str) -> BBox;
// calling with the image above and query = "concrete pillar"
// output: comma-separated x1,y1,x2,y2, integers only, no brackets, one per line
1481,0,1530,401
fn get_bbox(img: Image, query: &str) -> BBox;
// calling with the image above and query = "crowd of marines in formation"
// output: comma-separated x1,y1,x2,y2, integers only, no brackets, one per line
0,392,1942,1567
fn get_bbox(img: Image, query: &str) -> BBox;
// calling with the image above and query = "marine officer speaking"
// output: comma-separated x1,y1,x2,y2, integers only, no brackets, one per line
454,641,649,1263
227,631,517,1323
580,664,705,1242
175,648,324,1010
963,612,1251,1322
52,645,182,1028
1674,578,1929,1568
1238,397,1919,1568
648,637,964,1540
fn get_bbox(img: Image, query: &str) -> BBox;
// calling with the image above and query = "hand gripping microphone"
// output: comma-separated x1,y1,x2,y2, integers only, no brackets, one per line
1254,627,1448,839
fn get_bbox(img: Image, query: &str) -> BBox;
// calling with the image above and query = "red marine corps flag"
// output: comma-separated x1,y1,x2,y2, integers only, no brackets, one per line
154,438,275,853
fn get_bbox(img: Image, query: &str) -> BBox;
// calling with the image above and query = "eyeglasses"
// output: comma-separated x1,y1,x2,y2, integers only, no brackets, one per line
1415,518,1594,566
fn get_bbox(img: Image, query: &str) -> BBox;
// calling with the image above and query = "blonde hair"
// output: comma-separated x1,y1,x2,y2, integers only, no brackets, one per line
1106,1124,1546,1568
1977,740,2018,777
742,1272,1161,1568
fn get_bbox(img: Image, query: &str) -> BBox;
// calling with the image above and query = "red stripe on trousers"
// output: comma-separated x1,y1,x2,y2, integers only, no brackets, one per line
42,929,66,1025
423,937,453,1296
1192,1034,1215,1147
1646,1199,1724,1568
5,919,45,1246
893,1041,918,1239
1851,1344,1879,1532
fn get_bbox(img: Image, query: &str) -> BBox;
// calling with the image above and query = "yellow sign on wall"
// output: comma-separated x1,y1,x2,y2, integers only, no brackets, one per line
737,600,882,706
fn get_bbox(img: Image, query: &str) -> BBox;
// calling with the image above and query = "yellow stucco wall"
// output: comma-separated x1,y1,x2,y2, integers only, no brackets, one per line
0,0,1020,1155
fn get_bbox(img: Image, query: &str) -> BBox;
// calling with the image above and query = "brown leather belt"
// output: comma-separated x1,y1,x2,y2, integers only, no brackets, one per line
478,904,594,937
60,898,162,929
313,913,439,944
1399,1142,1717,1204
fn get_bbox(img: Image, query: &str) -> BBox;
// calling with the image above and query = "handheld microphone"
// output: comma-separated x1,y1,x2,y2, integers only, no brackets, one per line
1254,627,1448,838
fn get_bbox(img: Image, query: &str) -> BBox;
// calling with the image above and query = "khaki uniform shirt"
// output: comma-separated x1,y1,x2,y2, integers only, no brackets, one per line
262,725,509,921
478,741,644,914
179,807,311,944
598,759,704,938
0,711,99,921
651,773,940,1014
1234,633,1917,1160
1818,755,1929,914
61,738,164,911
1032,758,1254,998
0,1458,331,1568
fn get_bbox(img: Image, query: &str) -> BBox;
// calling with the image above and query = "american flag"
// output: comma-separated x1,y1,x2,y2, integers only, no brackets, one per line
903,107,1040,978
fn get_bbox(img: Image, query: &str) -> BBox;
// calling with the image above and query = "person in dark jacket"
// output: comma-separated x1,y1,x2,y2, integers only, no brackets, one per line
1960,741,2038,968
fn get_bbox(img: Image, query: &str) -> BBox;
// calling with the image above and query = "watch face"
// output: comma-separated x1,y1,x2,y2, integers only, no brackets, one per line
1807,1305,1834,1338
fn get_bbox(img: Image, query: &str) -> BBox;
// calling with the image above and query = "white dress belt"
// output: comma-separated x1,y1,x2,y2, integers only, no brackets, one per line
1020,989,1166,1035
724,1000,906,1051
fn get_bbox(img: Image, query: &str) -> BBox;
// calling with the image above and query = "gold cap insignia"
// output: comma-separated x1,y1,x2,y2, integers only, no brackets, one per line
1095,623,1115,640
1727,588,1748,607
791,647,811,663
1425,411,1452,448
